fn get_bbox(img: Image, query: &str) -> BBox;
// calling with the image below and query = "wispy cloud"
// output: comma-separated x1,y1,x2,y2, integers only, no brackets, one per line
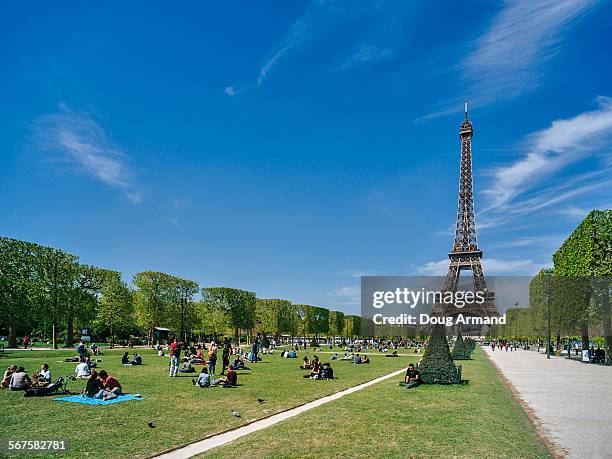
482,96,612,217
328,285,361,305
225,0,409,95
423,0,597,118
416,258,543,276
464,0,596,102
337,45,393,71
33,103,143,203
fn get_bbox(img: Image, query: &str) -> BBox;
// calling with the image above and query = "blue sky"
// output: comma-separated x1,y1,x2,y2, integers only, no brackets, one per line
2,0,612,314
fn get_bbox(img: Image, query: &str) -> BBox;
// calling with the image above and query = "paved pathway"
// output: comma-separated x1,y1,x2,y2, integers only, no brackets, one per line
153,367,407,458
485,347,612,458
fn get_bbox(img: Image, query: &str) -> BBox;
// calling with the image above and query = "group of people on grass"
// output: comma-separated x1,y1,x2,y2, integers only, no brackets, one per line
2,364,51,390
329,352,370,364
300,355,334,380
84,369,123,400
167,337,247,379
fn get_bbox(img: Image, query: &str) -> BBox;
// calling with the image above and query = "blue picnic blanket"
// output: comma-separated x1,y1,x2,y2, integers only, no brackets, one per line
53,394,144,405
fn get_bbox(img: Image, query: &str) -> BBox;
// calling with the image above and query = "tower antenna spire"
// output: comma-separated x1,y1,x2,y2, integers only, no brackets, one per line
464,99,468,120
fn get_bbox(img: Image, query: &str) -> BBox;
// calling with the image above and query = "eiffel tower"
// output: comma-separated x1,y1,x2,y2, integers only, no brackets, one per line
432,102,498,319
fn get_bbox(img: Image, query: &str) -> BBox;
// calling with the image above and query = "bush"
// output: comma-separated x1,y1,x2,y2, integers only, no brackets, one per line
452,332,471,360
419,325,461,384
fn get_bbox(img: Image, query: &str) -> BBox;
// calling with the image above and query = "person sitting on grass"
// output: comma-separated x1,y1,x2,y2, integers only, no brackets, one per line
2,365,17,389
354,354,362,364
362,355,370,364
304,359,322,379
91,343,99,355
211,365,237,388
232,356,248,370
300,356,311,370
192,367,211,387
340,352,353,361
98,370,122,396
179,357,195,373
122,352,131,365
32,364,51,386
288,350,297,358
132,353,143,365
399,363,421,389
330,353,338,361
9,367,32,391
75,357,90,378
322,362,334,379
83,370,117,401
86,355,97,369
84,370,103,397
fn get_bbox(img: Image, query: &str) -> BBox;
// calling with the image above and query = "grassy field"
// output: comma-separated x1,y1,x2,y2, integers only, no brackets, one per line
204,348,552,459
0,347,414,458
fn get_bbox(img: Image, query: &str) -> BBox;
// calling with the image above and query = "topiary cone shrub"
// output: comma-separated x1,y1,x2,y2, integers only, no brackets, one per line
465,337,476,353
452,332,471,360
419,324,461,384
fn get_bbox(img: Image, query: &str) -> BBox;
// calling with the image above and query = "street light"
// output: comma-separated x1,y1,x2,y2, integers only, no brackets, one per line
546,276,552,359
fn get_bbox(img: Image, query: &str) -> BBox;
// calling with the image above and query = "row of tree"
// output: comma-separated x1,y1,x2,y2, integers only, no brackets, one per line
490,211,612,362
0,236,365,348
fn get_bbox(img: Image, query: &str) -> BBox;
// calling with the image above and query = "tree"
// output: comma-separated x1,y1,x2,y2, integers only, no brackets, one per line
171,277,199,342
65,264,107,347
133,272,174,343
256,299,291,338
344,315,362,339
94,271,134,347
35,245,78,349
197,299,230,340
0,238,38,347
419,325,460,384
451,332,470,360
300,305,329,345
328,310,345,343
553,210,612,357
202,287,256,344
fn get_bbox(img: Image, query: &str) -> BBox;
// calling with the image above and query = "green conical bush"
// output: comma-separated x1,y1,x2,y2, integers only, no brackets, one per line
452,332,471,360
465,337,476,353
419,324,460,384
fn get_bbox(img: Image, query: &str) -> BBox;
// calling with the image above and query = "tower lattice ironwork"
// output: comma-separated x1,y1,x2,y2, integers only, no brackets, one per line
432,102,498,318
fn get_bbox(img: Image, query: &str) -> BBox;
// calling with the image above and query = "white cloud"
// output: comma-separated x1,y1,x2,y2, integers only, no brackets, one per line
483,96,612,213
328,285,361,305
33,104,143,203
416,258,544,276
422,0,597,118
226,1,409,95
338,45,393,71
462,0,596,104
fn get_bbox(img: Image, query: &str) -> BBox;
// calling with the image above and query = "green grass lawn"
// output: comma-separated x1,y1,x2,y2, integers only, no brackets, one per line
0,347,413,458
204,348,552,459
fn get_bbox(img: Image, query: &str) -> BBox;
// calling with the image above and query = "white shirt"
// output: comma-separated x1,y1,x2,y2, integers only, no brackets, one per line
75,362,90,377
40,369,51,380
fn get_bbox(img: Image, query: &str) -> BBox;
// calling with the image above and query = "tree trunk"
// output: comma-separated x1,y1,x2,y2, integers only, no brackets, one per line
66,302,74,347
8,323,17,348
581,321,589,350
52,319,58,350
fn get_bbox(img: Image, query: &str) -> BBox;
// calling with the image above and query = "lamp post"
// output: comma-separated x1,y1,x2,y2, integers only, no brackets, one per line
546,276,552,359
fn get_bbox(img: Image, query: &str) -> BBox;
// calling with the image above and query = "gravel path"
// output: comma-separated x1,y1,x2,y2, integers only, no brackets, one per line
485,346,612,458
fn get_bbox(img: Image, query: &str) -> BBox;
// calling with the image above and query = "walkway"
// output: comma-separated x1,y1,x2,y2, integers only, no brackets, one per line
485,347,612,458
153,367,407,458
